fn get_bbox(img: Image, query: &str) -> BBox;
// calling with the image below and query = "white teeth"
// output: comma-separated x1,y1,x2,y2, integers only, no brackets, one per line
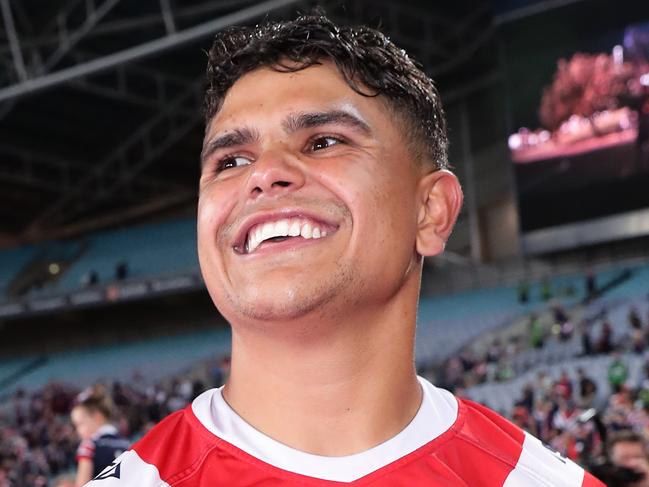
301,222,313,239
244,217,332,253
288,220,301,237
261,223,274,242
275,220,289,236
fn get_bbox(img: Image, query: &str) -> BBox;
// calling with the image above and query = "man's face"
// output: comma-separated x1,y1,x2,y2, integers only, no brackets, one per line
198,62,428,325
611,441,649,487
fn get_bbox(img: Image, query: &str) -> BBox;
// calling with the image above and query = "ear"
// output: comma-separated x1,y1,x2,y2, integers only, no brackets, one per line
416,170,463,257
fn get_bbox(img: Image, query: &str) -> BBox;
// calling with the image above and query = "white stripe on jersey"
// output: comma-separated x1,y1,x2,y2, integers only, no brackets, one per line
192,376,458,482
83,450,167,487
503,432,585,487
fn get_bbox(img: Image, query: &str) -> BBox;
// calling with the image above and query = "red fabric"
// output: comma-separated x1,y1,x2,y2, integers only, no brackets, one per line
76,438,95,462
131,410,220,485
129,396,606,486
582,470,606,487
432,399,526,487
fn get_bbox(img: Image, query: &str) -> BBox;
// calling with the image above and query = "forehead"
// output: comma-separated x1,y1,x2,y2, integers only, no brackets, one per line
206,62,383,133
71,406,87,420
613,441,645,458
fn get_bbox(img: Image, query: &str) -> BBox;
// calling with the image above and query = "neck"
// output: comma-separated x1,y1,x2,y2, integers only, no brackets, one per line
222,278,422,456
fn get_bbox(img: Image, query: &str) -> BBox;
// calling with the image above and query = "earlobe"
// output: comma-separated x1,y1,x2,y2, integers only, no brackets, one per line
415,170,463,257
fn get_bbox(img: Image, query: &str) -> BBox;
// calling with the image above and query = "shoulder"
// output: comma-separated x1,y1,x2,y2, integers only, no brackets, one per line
84,390,222,487
95,430,131,451
441,397,604,487
456,398,527,451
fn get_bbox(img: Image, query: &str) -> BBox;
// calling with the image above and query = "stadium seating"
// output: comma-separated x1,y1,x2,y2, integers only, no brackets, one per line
466,351,647,413
51,218,198,291
598,263,649,300
581,263,649,351
0,328,231,394
0,356,42,388
415,286,523,365
414,269,605,365
0,218,200,299
463,264,649,414
0,245,39,295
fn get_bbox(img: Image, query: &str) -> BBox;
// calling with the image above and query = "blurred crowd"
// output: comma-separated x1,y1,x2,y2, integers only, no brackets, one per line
500,354,649,484
0,358,229,487
436,291,649,392
430,280,649,484
436,266,648,388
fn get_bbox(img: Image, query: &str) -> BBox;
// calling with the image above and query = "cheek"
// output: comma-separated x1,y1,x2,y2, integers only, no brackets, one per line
320,157,416,228
76,424,88,438
323,167,415,258
197,183,237,255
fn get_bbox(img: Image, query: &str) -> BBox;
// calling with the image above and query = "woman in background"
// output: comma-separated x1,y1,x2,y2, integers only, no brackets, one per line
70,385,130,486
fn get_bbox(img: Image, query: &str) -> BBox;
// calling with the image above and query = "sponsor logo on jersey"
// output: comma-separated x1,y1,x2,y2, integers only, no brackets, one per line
542,441,567,464
94,460,121,480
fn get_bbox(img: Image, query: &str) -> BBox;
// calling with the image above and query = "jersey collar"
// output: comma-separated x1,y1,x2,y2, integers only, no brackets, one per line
191,376,458,482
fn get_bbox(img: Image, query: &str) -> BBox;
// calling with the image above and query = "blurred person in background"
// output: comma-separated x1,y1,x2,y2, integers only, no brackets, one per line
529,313,545,349
556,370,574,400
609,431,649,487
609,353,630,393
541,277,553,301
553,399,582,434
580,320,594,356
577,368,598,408
586,269,597,302
598,320,614,354
518,279,530,304
629,307,644,330
70,385,129,485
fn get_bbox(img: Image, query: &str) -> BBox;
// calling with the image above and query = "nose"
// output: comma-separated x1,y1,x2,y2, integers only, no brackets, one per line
244,148,306,200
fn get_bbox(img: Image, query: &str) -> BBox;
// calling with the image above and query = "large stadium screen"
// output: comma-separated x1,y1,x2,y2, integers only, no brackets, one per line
502,8,649,253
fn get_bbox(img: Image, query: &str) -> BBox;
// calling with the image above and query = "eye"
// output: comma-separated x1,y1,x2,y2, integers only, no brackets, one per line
217,155,253,172
310,136,343,152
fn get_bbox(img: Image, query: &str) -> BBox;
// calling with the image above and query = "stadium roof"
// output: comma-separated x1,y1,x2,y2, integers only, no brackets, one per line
0,0,503,246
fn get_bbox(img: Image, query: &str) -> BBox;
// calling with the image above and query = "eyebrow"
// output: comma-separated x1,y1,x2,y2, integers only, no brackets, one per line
282,110,372,136
200,109,372,167
200,127,260,167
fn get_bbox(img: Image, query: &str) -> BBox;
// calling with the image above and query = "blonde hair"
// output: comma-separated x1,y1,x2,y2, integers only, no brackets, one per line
74,384,114,420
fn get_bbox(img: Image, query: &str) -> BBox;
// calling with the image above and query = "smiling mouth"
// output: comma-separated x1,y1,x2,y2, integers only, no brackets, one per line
236,217,337,255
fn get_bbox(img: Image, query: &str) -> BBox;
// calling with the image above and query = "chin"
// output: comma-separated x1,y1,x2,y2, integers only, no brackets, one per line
227,269,356,324
231,288,330,323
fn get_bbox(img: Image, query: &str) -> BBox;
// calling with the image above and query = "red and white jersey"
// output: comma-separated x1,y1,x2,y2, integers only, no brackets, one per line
85,377,603,486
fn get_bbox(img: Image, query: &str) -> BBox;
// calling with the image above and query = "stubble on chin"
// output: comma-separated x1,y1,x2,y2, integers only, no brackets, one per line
226,260,359,325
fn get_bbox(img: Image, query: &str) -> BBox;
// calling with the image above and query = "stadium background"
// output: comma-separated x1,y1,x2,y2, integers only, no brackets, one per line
1,0,649,485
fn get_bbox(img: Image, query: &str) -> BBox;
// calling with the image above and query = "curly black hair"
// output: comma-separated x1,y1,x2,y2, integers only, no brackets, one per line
204,14,448,169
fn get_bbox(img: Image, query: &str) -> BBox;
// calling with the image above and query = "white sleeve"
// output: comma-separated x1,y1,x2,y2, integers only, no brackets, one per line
503,432,586,487
84,450,170,487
